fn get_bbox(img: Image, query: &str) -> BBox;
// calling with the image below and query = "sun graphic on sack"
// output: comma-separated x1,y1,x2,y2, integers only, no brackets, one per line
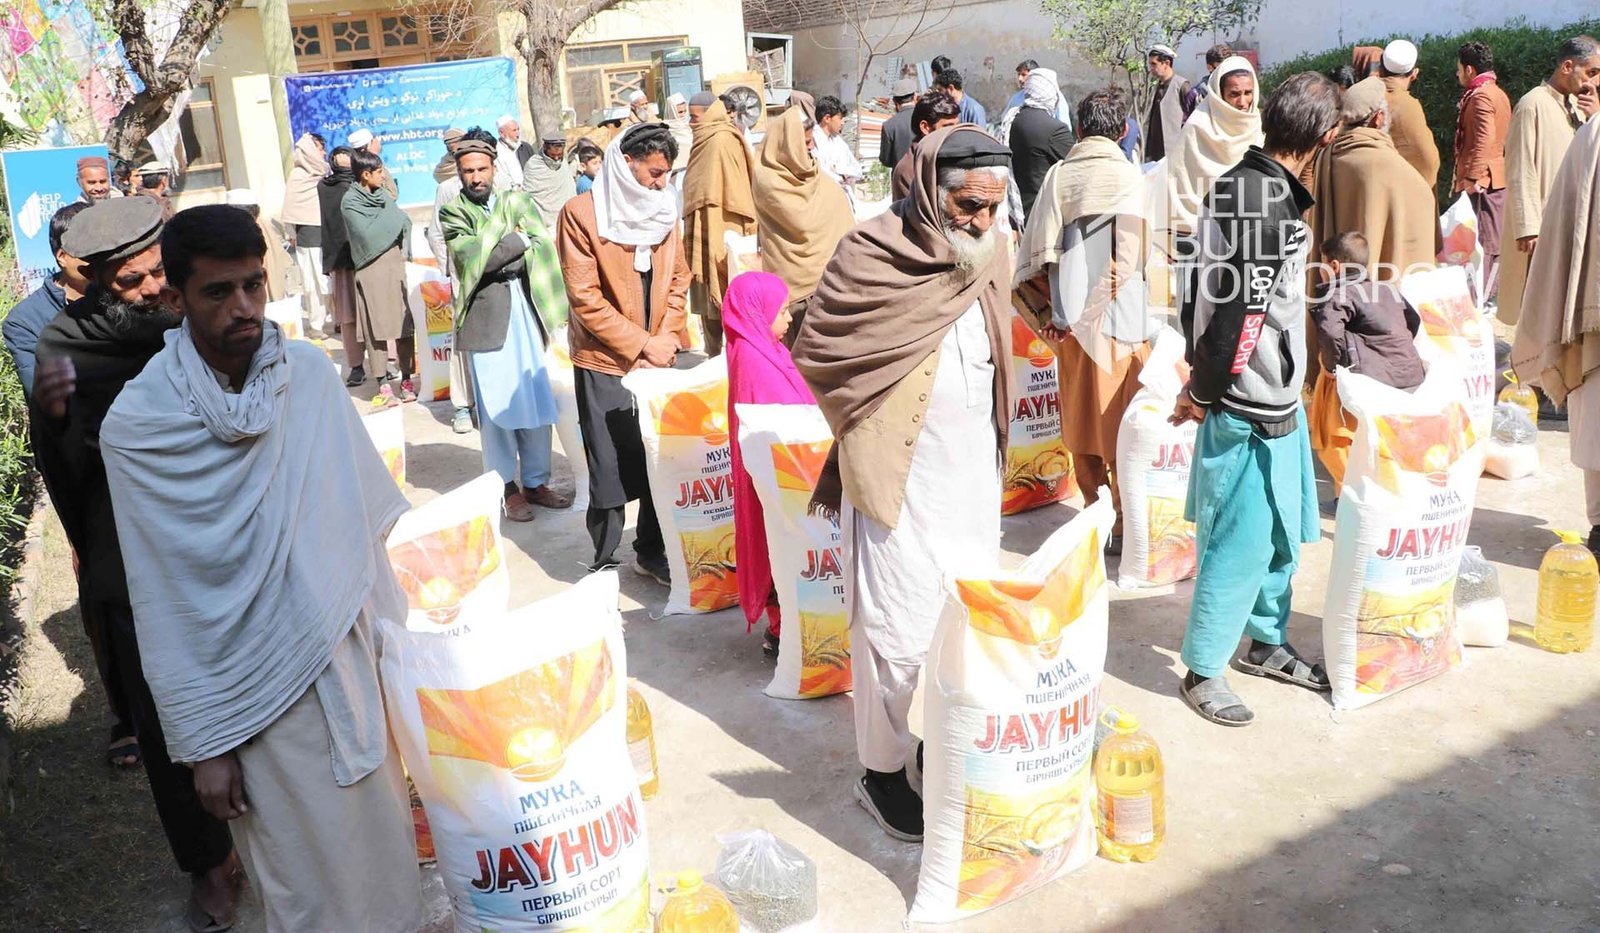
388,515,502,626
417,639,616,782
957,531,1103,652
1415,293,1483,347
1374,403,1477,492
653,383,731,446
1009,312,1058,369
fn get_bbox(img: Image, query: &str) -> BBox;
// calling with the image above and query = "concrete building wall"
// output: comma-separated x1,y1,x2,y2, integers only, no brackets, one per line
783,0,1597,120
787,0,1095,121
573,0,750,78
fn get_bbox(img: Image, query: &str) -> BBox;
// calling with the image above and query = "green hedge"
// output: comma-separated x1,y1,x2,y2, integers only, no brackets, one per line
1262,17,1600,202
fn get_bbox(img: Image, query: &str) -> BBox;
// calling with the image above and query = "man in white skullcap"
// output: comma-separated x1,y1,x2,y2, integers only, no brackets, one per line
495,114,534,189
346,128,397,197
1378,39,1441,190
347,127,379,154
624,89,653,125
135,161,173,217
1145,44,1195,162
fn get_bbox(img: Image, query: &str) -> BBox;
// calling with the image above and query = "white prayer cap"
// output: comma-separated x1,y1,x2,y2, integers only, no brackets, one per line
224,188,258,206
1382,40,1418,75
624,89,646,105
1149,44,1178,60
347,128,374,148
496,114,517,130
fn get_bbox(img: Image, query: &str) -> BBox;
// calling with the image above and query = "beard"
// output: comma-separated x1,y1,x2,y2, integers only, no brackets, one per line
944,222,999,276
463,182,493,205
100,290,181,341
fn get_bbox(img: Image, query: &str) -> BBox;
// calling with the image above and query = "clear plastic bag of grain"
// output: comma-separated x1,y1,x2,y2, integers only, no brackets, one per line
1454,545,1509,647
713,830,818,932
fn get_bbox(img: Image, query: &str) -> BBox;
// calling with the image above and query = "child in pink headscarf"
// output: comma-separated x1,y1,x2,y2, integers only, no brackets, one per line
724,271,816,655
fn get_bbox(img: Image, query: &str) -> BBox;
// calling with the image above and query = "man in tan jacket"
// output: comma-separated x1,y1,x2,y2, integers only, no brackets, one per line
793,127,1014,842
1499,36,1600,325
1379,40,1441,192
557,124,691,580
1452,41,1513,300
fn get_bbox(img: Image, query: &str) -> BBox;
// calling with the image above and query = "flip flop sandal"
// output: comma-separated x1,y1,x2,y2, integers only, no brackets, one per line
1180,676,1255,726
107,736,141,769
1235,645,1331,692
185,899,234,933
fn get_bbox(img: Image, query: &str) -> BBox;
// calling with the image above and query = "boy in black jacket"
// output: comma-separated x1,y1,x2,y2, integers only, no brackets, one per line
1171,73,1343,726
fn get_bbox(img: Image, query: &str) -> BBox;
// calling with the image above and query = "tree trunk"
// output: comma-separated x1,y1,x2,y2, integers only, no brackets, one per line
525,49,564,139
260,0,298,171
106,92,182,163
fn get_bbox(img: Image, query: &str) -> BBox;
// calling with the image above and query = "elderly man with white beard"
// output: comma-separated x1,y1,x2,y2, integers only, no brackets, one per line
792,126,1015,842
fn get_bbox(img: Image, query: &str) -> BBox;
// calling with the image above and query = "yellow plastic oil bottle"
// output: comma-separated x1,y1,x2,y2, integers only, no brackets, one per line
656,870,738,933
1093,708,1164,863
1534,531,1599,653
626,681,660,800
1498,372,1539,427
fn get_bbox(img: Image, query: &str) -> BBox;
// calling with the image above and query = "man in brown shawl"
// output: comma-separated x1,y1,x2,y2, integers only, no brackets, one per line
683,100,757,354
792,126,1013,842
1512,114,1600,556
1310,76,1438,281
753,103,855,346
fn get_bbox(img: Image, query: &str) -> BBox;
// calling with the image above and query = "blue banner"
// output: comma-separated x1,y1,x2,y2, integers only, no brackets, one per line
284,57,518,207
2,143,108,294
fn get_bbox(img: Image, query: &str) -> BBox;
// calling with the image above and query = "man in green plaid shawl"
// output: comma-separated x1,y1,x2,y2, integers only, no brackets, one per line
439,129,574,520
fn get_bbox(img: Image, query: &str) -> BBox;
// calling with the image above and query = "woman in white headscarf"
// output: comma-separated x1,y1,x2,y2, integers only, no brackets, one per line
1166,56,1263,236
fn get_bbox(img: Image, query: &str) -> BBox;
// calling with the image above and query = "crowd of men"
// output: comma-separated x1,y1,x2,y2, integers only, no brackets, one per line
6,33,1600,929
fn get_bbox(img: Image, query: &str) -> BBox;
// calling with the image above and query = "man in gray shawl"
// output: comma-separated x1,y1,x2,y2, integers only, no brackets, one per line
101,206,423,932
522,133,578,228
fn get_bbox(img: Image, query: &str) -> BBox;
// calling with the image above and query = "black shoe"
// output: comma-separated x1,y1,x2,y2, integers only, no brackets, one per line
761,630,779,657
590,557,621,573
344,366,366,387
854,769,923,842
633,552,670,586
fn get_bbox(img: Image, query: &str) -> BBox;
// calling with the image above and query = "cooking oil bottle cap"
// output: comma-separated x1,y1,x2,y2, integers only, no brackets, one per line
676,869,703,894
1503,369,1519,385
1554,529,1584,546
1100,706,1140,734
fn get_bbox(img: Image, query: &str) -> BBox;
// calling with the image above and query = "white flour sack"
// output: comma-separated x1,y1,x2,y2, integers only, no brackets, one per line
1002,310,1078,515
362,405,407,488
385,472,510,632
546,329,590,512
1322,362,1482,710
734,403,851,700
910,495,1115,924
1401,266,1496,437
623,355,739,615
380,572,651,931
1116,327,1197,588
264,296,305,342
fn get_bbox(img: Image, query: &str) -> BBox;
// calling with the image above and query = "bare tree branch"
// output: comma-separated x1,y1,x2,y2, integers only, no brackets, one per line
104,0,233,162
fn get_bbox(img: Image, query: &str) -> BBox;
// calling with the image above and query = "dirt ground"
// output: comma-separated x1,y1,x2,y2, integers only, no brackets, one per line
1,384,1598,933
